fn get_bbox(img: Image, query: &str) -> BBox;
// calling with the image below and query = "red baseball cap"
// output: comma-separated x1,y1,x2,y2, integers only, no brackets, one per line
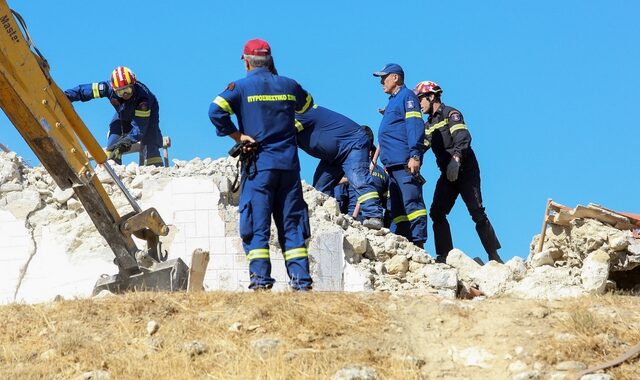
241,38,271,59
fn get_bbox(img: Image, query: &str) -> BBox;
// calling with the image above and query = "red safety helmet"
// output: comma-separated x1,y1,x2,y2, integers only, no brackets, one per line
414,81,443,96
110,66,136,89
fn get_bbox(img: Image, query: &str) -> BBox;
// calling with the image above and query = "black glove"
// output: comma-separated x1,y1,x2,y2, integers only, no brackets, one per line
446,158,460,182
107,136,134,153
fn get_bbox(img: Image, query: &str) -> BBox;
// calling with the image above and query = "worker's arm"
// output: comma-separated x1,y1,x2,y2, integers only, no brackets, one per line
403,93,426,158
448,110,471,160
292,82,313,114
209,82,240,137
125,100,152,143
64,81,111,102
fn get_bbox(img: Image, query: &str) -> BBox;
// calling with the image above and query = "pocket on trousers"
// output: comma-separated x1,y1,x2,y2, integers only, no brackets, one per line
239,200,254,241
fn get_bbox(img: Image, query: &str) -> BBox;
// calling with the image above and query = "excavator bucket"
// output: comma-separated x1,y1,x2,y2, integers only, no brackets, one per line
93,258,189,295
0,3,190,295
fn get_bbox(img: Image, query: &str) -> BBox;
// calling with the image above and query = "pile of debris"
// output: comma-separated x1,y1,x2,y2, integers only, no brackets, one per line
1,151,639,302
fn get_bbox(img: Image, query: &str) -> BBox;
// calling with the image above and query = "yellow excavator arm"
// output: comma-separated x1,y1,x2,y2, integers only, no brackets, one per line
0,2,187,293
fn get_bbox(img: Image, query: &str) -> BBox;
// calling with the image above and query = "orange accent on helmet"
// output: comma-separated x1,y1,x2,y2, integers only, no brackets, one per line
110,66,136,89
414,81,442,96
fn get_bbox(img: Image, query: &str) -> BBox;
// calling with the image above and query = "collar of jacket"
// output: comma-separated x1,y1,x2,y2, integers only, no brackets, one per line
388,85,405,98
247,67,270,77
429,102,446,121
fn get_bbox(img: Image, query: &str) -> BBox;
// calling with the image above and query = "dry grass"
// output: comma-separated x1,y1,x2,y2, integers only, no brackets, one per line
0,292,421,380
536,294,640,380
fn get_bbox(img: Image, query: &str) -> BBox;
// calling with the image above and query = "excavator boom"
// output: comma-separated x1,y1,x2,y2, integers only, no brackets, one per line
0,2,188,293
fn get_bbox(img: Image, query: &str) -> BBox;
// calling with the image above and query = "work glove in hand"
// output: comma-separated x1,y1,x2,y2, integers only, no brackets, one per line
107,136,135,153
446,158,460,182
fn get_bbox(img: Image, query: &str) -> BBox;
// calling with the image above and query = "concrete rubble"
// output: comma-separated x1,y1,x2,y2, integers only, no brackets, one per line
0,151,638,303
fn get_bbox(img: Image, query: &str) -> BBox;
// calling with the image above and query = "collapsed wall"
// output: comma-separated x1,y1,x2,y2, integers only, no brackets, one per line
0,151,638,304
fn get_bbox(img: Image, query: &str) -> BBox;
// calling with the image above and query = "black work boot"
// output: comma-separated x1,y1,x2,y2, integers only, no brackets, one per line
435,255,447,264
488,251,504,264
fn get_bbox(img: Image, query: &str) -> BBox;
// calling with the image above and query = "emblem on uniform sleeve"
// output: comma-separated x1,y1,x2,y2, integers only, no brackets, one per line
450,113,462,122
406,100,415,109
99,83,105,91
226,82,236,91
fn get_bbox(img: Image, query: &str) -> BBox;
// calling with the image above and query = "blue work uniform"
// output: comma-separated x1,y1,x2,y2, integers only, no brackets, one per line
208,67,314,290
64,81,164,166
342,164,389,221
295,105,383,220
378,86,427,244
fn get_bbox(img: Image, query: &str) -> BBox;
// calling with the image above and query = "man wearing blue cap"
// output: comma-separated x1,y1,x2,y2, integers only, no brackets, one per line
373,64,427,247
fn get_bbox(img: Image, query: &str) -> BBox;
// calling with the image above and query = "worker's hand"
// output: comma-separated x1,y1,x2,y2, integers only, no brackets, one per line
369,161,376,173
407,157,420,174
239,134,257,153
107,136,134,153
446,157,460,182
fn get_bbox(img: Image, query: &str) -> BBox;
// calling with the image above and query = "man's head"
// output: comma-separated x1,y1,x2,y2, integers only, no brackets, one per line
111,66,136,100
373,63,404,94
241,38,275,72
361,125,376,156
413,80,443,115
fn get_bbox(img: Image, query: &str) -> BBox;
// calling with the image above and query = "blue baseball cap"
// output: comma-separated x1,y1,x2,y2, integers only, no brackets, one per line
373,63,404,77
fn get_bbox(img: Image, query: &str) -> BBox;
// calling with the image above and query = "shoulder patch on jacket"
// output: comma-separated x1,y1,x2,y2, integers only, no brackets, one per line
137,101,149,111
110,98,121,107
449,112,462,122
226,82,236,91
406,99,415,109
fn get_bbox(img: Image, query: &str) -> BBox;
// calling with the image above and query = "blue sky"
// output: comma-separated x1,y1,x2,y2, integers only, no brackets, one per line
1,1,639,261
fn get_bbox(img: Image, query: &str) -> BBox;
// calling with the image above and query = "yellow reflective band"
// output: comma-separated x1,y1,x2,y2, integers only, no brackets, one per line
296,93,313,114
358,191,380,203
92,83,100,98
424,139,431,147
284,247,308,261
247,249,270,261
405,111,422,119
449,124,468,134
246,94,296,102
145,156,163,165
426,118,449,135
393,215,409,224
213,96,234,115
295,120,304,132
134,109,151,117
407,209,427,221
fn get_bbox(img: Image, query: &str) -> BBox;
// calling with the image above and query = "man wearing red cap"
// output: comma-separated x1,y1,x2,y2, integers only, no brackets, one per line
209,39,315,291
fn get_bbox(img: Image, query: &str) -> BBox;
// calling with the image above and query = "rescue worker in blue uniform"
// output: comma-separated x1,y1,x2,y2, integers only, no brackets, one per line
65,66,164,166
338,126,390,223
414,81,503,264
373,64,427,247
208,39,314,291
295,105,384,229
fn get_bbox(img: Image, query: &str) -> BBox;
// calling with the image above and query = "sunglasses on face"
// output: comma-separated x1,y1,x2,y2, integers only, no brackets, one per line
114,85,134,97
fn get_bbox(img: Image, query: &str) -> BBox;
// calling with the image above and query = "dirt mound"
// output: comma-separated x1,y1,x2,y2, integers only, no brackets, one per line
0,292,638,379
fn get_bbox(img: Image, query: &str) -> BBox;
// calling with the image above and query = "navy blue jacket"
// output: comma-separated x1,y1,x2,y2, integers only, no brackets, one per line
65,81,160,143
378,86,425,167
295,105,368,164
208,67,313,171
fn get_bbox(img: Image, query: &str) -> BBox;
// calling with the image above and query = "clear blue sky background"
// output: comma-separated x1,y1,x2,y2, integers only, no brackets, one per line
1,1,639,261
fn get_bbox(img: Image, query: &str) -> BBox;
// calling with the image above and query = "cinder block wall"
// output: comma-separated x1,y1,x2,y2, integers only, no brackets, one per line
142,177,354,292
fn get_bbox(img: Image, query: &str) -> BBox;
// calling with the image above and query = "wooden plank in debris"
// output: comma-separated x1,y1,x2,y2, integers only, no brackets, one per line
187,249,210,292
550,203,635,230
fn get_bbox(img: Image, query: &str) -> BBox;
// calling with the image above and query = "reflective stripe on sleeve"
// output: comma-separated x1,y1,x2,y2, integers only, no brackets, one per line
295,120,304,132
357,191,379,203
284,247,308,261
393,215,409,224
134,109,151,117
247,249,270,261
213,96,234,115
92,83,100,98
449,123,468,134
405,111,422,119
296,93,313,114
